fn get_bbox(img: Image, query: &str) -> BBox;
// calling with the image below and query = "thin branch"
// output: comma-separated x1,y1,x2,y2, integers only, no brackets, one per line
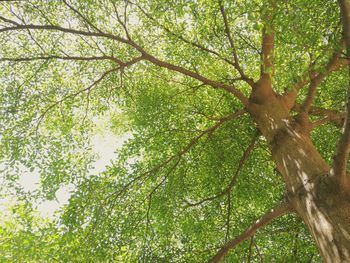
294,104,345,118
62,0,102,33
225,133,257,190
218,0,236,60
218,0,253,86
35,68,116,129
0,15,20,26
146,157,181,233
247,236,254,263
26,28,46,53
27,2,55,26
209,201,291,263
293,231,299,261
146,175,168,229
236,31,261,54
81,85,92,125
113,109,246,202
185,132,257,207
127,0,245,72
35,55,143,130
7,8,30,39
253,241,263,262
112,1,131,40
165,109,247,168
225,192,231,242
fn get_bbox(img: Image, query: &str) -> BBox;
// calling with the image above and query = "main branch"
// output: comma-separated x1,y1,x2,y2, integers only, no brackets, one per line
0,15,249,106
260,27,274,86
302,53,343,114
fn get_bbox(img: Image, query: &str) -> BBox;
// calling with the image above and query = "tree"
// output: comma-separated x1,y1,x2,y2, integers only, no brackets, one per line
0,0,349,262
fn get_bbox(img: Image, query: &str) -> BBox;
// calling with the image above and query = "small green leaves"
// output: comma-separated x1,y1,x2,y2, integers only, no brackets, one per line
0,0,344,261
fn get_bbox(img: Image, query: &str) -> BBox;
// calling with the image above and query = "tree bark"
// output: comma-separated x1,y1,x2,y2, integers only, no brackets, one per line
247,88,350,262
272,129,350,262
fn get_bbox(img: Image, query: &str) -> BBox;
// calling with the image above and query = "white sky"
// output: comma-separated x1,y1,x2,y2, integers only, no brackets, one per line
0,130,132,218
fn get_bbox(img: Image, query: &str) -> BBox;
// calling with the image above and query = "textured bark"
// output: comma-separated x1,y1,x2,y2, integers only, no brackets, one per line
247,84,350,263
292,177,350,262
272,128,350,262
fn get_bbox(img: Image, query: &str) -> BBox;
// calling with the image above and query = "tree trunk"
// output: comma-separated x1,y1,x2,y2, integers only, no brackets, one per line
248,89,350,262
272,129,350,262
292,176,350,262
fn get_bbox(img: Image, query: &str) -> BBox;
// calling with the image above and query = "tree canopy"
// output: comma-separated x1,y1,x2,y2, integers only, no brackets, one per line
0,0,349,262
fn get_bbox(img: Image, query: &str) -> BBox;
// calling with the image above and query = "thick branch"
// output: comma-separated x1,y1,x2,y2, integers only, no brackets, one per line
293,103,346,128
0,55,124,64
209,202,291,263
0,17,249,105
311,113,346,128
297,56,346,94
300,52,346,114
260,28,274,82
0,17,130,44
285,50,348,107
334,0,350,190
138,49,249,105
250,24,275,104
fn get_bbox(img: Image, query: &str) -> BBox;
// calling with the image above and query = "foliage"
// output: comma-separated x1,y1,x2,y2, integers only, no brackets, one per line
0,0,345,261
